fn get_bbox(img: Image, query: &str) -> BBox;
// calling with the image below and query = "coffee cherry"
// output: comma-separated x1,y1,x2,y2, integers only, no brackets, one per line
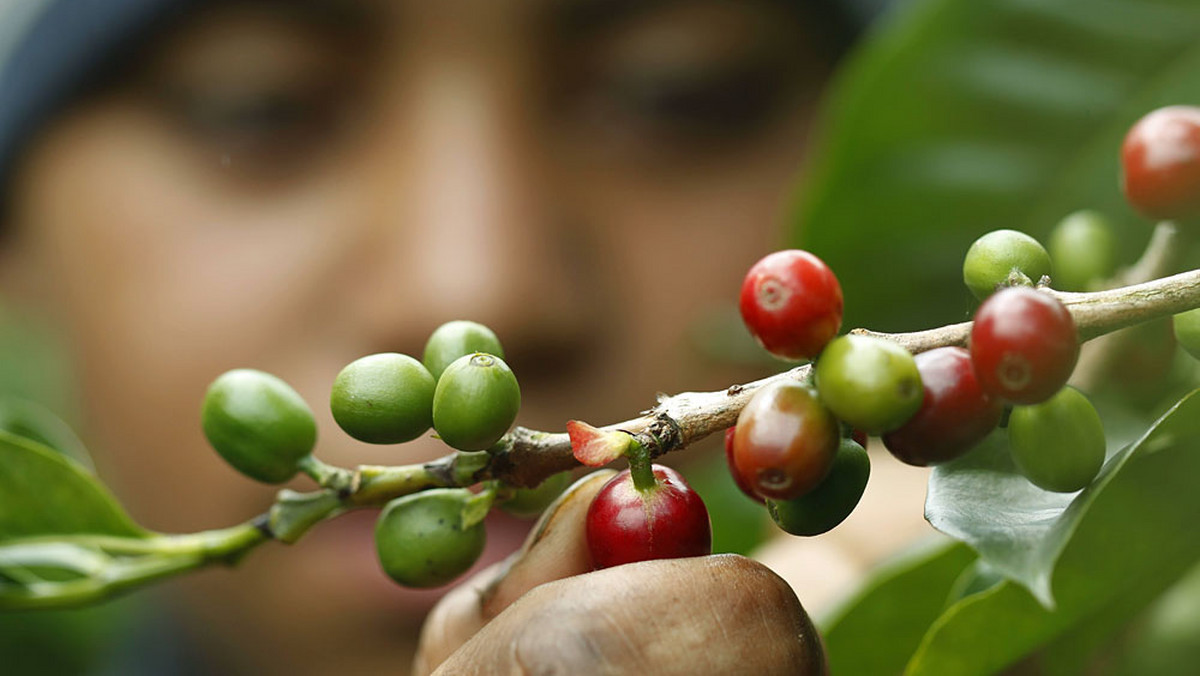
766,438,870,536
814,335,923,435
499,471,572,518
732,382,839,500
970,287,1078,405
724,427,764,503
1047,210,1117,291
1174,308,1200,360
586,464,711,569
375,488,486,588
1121,105,1200,220
739,249,843,361
432,353,521,451
1008,387,1105,493
882,347,1003,466
962,229,1051,300
423,320,505,380
201,369,317,484
330,353,435,444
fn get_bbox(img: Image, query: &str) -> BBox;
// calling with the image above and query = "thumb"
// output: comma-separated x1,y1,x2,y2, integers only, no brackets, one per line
413,470,616,674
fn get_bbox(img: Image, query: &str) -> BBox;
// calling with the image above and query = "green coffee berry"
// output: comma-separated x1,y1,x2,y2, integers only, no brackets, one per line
423,320,505,380
1174,308,1200,361
201,369,317,484
330,353,435,444
499,471,572,518
433,353,521,451
962,229,1052,300
766,438,870,536
1008,386,1105,493
815,335,923,434
375,488,486,588
1047,210,1117,291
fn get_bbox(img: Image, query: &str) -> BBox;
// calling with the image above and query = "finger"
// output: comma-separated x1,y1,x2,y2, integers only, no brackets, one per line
413,469,615,674
479,468,616,615
432,554,828,676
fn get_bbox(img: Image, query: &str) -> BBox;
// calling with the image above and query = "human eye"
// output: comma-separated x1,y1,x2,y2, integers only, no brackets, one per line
550,1,835,157
154,78,351,166
132,7,368,178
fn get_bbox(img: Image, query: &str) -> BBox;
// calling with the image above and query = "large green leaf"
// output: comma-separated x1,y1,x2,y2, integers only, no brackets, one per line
793,0,1200,332
0,431,146,541
925,393,1168,605
907,390,1200,674
820,538,976,675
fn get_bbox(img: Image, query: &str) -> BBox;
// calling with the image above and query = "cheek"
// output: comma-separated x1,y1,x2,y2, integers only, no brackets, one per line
15,104,361,525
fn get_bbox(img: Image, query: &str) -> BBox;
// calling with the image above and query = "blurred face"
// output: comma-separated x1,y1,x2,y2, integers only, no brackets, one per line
1,0,835,672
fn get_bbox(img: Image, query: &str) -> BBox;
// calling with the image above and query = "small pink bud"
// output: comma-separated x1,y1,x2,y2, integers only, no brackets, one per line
567,420,631,467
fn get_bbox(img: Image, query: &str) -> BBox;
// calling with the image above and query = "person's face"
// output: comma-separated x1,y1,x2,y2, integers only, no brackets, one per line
1,0,833,671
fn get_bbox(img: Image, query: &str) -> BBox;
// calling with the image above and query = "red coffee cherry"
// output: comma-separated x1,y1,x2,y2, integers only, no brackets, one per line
586,464,712,570
1121,105,1200,220
970,287,1079,405
724,427,764,503
739,250,843,361
732,381,840,501
882,347,1003,466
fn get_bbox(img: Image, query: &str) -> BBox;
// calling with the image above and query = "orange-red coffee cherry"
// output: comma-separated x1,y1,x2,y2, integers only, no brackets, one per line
739,250,843,361
1121,105,1200,220
883,347,1003,466
731,381,840,501
970,287,1079,405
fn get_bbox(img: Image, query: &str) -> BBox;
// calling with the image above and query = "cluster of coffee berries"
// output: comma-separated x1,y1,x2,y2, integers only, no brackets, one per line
959,228,1107,492
200,320,546,589
732,250,874,536
333,321,519,451
730,237,1106,534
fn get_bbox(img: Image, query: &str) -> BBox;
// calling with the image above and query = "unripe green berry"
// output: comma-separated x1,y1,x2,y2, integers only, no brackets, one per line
201,369,317,484
375,488,486,588
766,438,870,536
1008,386,1105,493
433,353,521,451
1173,308,1200,361
423,320,505,380
962,229,1051,300
1047,210,1117,291
499,471,573,518
815,335,923,435
330,353,435,444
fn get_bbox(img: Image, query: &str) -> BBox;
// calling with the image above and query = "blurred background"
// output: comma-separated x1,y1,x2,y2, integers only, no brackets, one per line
3,0,1200,673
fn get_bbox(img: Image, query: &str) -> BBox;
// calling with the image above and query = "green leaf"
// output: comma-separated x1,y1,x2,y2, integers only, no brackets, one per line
925,393,1160,605
794,0,1200,332
0,430,147,541
820,538,976,676
908,390,1200,674
0,397,93,470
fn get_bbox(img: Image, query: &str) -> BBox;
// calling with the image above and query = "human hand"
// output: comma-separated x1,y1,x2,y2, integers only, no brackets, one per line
413,471,827,675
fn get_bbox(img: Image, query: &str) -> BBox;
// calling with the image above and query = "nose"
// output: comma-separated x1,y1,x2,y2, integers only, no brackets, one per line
345,57,599,389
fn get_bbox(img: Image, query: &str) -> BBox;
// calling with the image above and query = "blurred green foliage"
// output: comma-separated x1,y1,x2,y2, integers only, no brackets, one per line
793,0,1200,332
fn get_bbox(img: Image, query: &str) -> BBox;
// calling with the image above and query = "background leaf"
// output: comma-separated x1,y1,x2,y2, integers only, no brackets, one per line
792,0,1200,332
0,431,146,541
820,538,976,675
906,390,1200,674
